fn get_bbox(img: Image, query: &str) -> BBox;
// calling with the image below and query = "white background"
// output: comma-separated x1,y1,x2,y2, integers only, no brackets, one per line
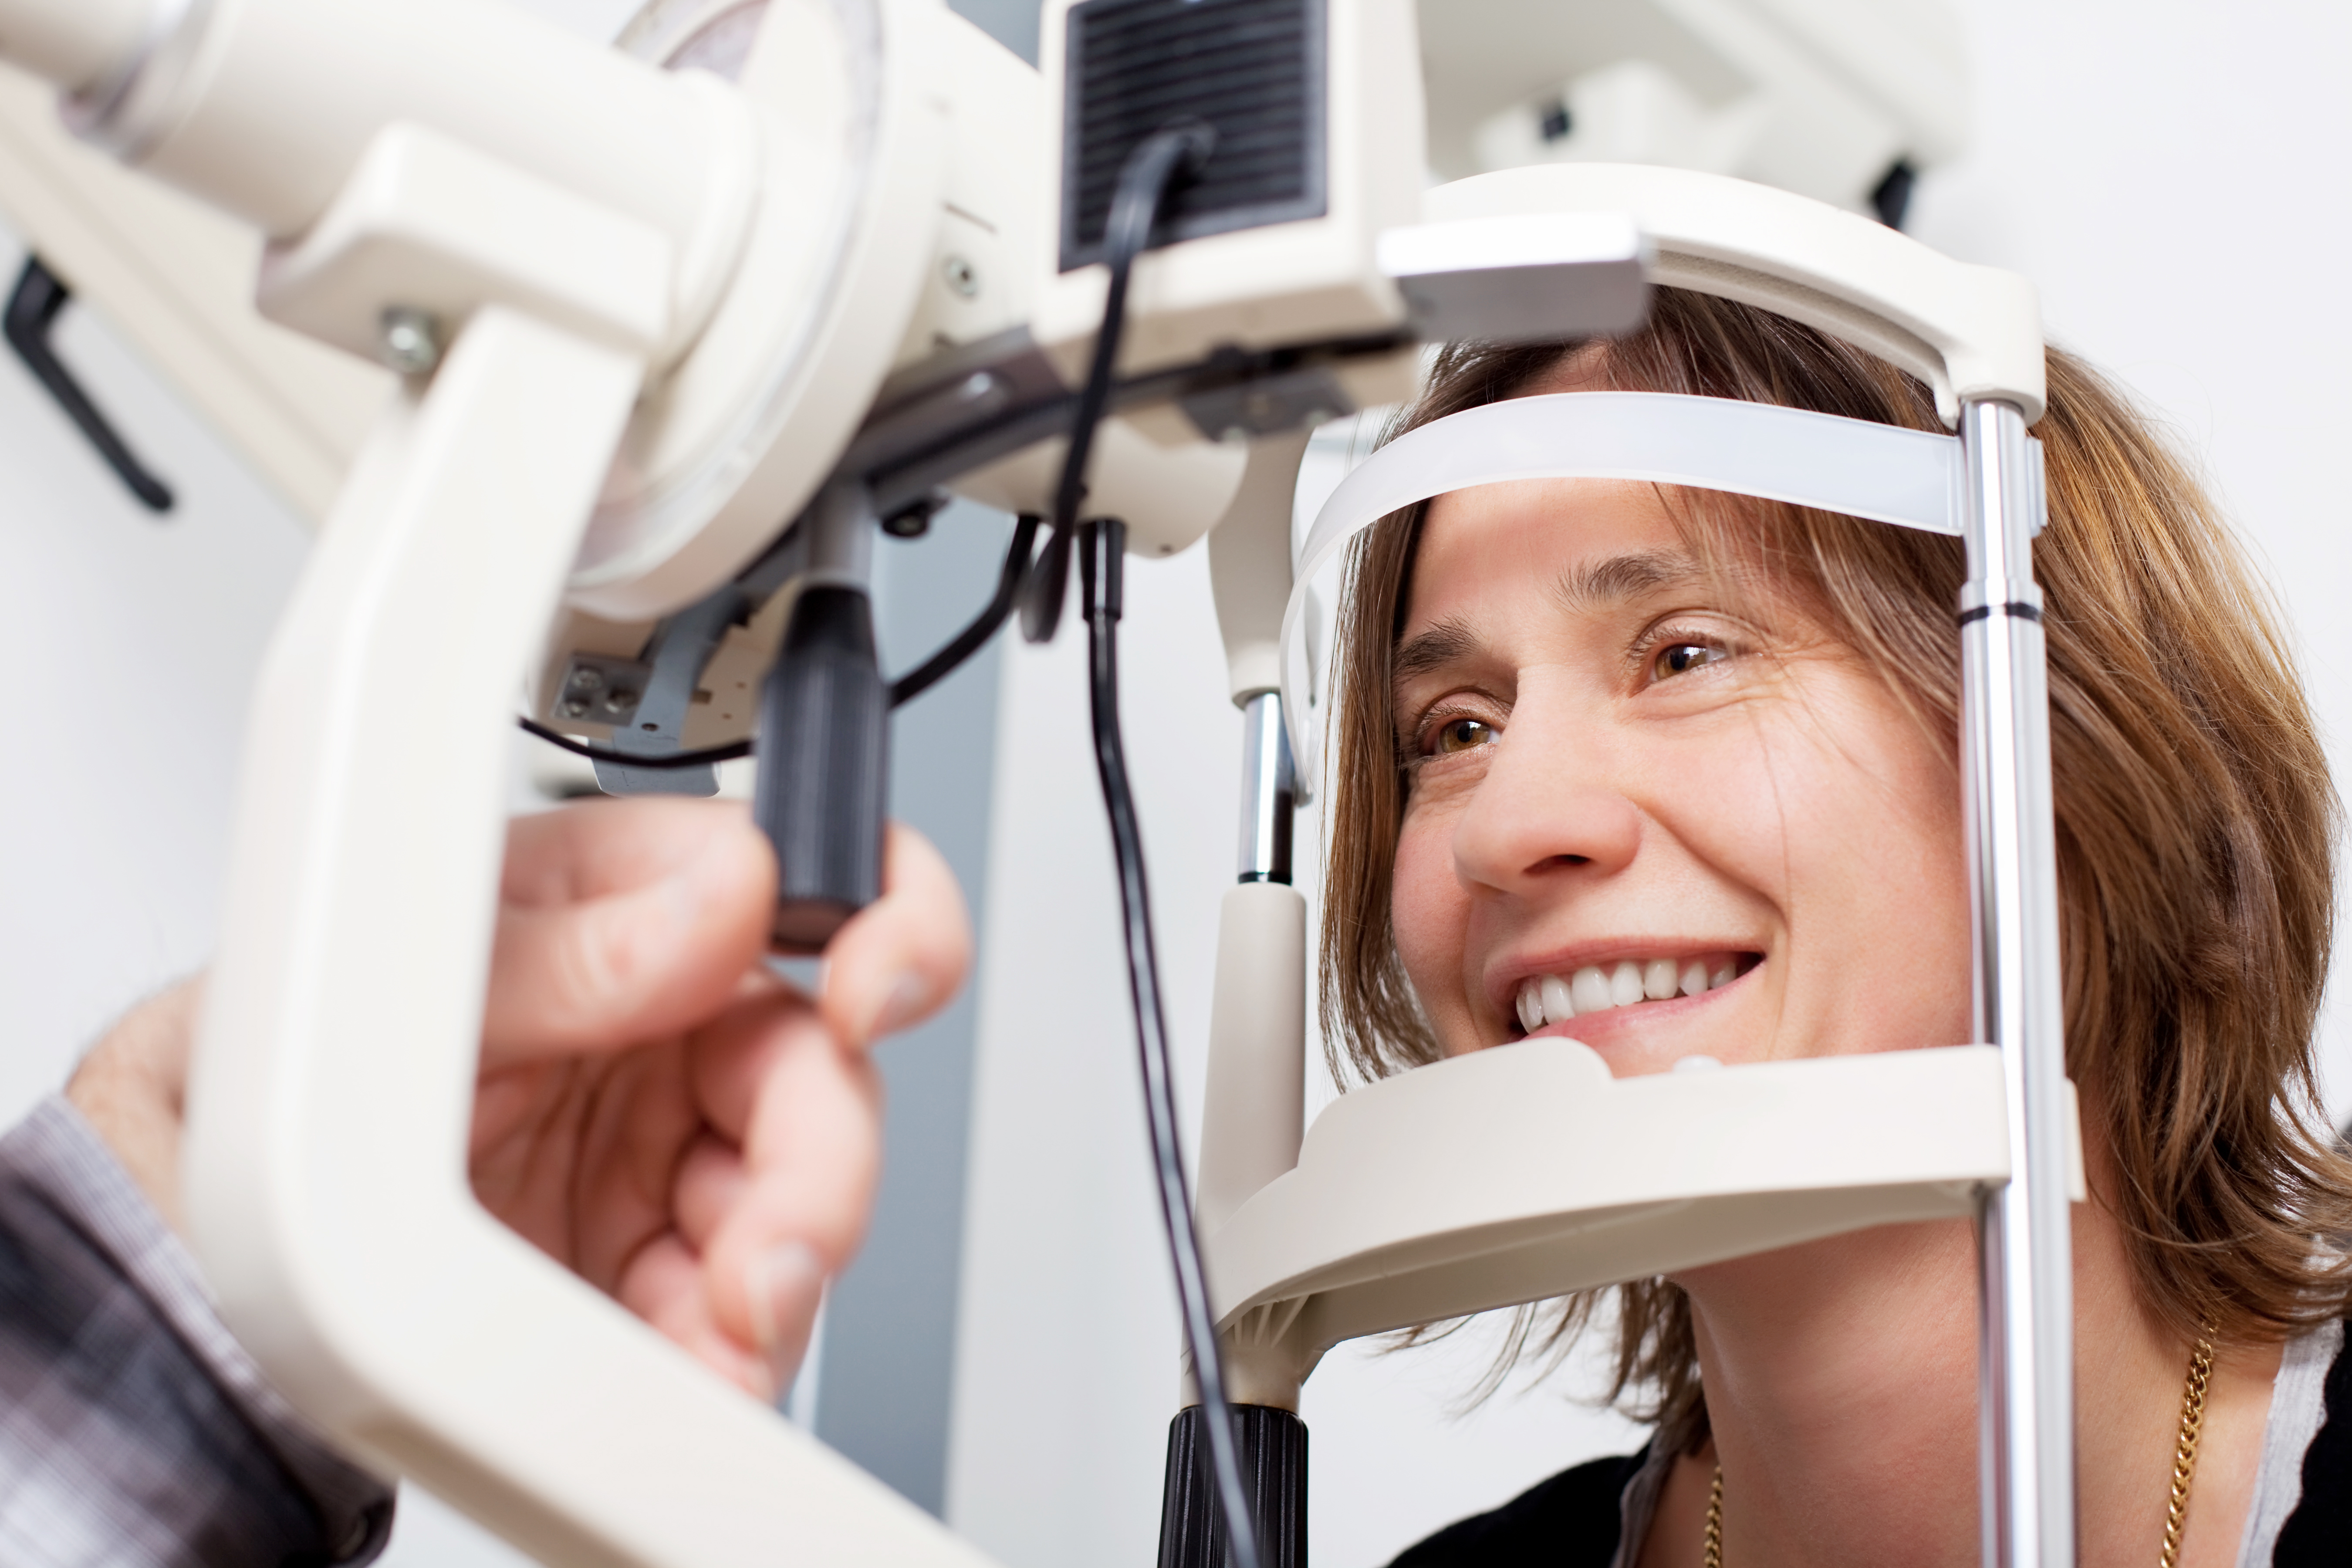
1,2,2349,1565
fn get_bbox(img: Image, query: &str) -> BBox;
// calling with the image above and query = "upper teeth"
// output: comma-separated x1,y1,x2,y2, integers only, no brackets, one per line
1515,957,1740,1031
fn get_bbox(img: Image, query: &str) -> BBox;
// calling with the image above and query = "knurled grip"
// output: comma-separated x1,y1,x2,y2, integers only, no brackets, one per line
1157,1405,1306,1568
755,584,889,952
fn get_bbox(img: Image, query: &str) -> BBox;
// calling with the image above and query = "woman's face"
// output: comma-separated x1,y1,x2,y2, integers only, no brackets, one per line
1388,475,1973,1075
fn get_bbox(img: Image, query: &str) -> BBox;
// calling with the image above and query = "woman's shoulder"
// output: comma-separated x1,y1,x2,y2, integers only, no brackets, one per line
1387,1446,1649,1568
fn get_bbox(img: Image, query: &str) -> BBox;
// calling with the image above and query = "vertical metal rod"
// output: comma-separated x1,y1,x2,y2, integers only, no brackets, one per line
1957,398,2072,1568
1237,692,1295,885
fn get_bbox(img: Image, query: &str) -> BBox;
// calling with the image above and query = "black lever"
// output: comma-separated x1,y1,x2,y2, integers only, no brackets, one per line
755,581,889,952
4,255,173,513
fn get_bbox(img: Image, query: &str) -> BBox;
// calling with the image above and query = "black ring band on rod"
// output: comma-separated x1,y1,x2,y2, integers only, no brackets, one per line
1958,602,2044,626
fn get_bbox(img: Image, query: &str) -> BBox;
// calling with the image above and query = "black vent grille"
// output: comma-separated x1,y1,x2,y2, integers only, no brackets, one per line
1060,0,1326,271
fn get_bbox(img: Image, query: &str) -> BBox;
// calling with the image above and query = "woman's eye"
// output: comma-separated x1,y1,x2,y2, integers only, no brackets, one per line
1652,642,1727,681
1431,716,1497,754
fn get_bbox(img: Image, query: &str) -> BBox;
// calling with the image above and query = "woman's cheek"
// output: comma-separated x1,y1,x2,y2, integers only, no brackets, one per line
1390,809,1477,1054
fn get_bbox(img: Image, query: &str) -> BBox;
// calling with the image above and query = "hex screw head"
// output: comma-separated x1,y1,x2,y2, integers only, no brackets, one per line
378,307,444,375
942,255,980,298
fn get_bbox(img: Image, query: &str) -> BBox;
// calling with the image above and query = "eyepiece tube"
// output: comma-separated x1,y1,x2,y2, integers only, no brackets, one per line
755,583,889,952
0,0,155,91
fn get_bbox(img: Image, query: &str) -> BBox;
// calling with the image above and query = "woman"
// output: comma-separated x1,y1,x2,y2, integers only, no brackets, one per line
1320,291,2352,1566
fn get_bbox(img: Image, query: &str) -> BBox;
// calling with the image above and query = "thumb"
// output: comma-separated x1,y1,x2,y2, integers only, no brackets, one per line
818,823,972,1051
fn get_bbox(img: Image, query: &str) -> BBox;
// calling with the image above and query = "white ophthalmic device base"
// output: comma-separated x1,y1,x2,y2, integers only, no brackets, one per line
0,1,2073,1566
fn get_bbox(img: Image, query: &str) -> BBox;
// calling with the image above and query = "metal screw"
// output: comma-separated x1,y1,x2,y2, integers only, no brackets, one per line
571,667,605,693
378,307,444,375
942,254,980,298
602,689,637,717
560,697,588,718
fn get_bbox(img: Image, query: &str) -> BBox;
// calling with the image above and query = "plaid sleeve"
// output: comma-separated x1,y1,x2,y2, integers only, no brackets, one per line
0,1096,395,1567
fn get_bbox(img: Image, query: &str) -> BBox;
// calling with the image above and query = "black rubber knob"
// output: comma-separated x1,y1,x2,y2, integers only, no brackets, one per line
754,584,889,952
1157,1404,1306,1568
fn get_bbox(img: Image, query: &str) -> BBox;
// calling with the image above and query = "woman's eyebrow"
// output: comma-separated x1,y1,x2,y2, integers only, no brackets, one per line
1550,549,1701,615
1392,617,1478,683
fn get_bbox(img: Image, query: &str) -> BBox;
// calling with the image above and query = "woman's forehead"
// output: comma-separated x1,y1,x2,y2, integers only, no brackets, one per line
1407,477,1697,627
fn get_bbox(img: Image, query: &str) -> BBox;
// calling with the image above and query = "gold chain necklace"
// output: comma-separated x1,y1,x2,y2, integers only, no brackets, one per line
1700,1331,2217,1568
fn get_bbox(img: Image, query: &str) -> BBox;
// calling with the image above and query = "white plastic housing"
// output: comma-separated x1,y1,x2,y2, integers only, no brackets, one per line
1420,0,1967,215
566,0,957,618
88,0,754,335
0,0,149,96
0,0,964,623
883,8,1045,370
0,67,393,524
1031,0,1426,381
1205,1040,2086,1389
1424,162,2044,424
1195,880,1310,1410
1206,430,1312,701
946,407,1253,560
1196,882,1308,1237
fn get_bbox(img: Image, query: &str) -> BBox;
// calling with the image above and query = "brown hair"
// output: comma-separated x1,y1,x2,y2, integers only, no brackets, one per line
1319,288,2352,1441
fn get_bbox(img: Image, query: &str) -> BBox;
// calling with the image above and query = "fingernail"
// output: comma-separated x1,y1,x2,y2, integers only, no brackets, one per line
869,972,932,1040
745,1240,825,1393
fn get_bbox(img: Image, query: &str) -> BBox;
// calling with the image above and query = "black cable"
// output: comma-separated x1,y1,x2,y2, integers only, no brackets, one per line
1020,121,1216,647
889,513,1042,706
1066,123,1263,1568
517,718,751,770
1082,516,1260,1568
5,256,173,512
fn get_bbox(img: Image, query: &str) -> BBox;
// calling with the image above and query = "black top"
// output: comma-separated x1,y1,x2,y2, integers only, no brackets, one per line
1389,1449,1647,1568
1391,1324,2352,1567
2274,1319,2352,1563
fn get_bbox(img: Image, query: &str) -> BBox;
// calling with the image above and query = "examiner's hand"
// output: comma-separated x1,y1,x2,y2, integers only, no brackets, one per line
71,799,970,1402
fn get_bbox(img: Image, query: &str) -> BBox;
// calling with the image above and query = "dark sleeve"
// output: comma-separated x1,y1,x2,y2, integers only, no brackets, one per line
0,1096,395,1567
1388,1447,1648,1568
2273,1318,2352,1565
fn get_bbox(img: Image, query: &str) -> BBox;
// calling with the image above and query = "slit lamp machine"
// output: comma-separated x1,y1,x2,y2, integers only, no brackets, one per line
0,2,2073,1566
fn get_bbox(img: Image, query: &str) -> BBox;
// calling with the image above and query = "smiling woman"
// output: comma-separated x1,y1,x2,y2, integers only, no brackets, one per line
1323,291,2352,1567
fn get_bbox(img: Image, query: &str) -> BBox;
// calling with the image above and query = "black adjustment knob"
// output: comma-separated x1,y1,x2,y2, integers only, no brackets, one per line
1157,1404,1307,1568
755,584,889,952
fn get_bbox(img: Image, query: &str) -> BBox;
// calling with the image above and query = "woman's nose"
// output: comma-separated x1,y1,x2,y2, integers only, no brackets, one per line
1449,681,1642,895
